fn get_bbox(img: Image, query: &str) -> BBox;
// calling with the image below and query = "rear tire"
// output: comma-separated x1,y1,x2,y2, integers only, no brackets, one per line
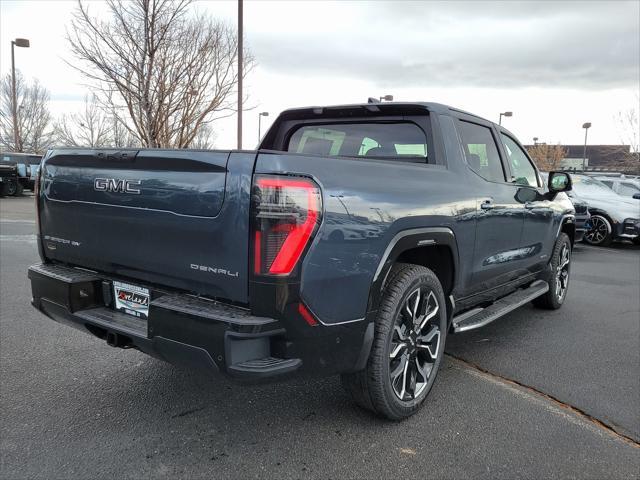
4,180,17,197
341,263,447,420
533,233,571,310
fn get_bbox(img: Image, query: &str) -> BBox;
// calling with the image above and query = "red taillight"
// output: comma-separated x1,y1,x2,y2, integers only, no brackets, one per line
252,175,322,276
298,302,318,326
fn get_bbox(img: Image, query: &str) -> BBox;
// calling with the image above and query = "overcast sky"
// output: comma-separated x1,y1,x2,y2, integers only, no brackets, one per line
1,0,638,148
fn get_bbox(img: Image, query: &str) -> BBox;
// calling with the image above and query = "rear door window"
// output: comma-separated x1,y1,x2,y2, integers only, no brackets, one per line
287,123,428,162
457,121,506,183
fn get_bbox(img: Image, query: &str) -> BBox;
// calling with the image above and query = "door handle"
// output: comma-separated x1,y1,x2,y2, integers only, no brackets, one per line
480,200,494,210
525,202,535,209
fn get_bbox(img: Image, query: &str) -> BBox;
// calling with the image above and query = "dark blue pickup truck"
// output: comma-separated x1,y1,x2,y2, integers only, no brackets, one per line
28,102,575,419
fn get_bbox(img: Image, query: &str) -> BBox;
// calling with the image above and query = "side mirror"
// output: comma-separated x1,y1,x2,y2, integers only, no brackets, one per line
548,171,572,193
633,193,640,200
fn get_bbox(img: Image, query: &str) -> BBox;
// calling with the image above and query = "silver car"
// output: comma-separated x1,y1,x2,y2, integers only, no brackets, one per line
594,175,640,199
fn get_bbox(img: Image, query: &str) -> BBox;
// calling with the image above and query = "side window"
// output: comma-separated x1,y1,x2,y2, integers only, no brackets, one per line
600,180,614,188
619,182,640,196
458,121,505,183
500,134,539,187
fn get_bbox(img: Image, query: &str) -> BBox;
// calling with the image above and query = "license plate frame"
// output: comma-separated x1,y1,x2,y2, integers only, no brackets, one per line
113,281,150,319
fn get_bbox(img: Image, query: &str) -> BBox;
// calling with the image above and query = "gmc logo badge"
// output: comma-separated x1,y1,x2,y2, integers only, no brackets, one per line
94,178,141,194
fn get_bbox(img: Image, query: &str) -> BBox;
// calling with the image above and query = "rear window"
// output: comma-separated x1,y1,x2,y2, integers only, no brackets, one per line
287,123,428,162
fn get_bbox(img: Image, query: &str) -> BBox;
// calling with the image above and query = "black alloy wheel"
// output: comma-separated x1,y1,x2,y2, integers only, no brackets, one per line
341,263,447,420
584,215,612,246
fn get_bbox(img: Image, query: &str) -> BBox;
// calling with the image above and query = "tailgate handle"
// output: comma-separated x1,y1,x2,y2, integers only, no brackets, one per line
96,150,138,163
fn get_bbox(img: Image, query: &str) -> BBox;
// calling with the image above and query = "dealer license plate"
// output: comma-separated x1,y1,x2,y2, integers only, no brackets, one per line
113,281,150,319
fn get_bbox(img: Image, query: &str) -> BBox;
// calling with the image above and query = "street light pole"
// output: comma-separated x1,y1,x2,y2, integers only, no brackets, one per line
582,122,591,171
11,38,30,152
237,0,243,150
498,111,512,126
258,111,269,142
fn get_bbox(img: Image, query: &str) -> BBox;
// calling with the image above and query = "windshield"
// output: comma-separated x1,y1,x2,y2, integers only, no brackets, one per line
1,154,41,164
571,175,621,197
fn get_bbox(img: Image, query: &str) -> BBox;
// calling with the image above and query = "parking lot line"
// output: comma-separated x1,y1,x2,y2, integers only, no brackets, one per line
448,354,640,449
0,219,36,224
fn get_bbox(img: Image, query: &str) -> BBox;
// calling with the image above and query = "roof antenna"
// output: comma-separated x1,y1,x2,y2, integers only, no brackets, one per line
367,97,378,103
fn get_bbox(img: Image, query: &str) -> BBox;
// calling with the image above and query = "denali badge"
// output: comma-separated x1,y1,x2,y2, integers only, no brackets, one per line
94,178,141,194
190,264,239,277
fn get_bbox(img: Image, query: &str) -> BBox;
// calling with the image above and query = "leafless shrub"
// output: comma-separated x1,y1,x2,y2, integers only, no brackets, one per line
189,124,216,149
526,143,568,171
0,71,54,153
54,95,112,147
616,94,639,161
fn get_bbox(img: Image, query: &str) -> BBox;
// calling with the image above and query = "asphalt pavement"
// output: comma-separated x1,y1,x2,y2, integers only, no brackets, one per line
1,194,638,479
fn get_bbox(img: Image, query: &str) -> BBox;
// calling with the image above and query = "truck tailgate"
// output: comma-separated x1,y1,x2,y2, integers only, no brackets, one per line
38,149,255,303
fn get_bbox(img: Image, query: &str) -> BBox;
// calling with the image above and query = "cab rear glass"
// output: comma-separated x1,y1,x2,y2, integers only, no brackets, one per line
286,122,429,163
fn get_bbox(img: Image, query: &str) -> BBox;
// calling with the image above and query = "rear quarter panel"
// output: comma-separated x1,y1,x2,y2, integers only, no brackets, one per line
254,152,477,324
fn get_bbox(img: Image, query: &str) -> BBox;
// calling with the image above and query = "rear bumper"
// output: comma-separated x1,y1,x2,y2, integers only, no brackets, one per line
28,263,370,382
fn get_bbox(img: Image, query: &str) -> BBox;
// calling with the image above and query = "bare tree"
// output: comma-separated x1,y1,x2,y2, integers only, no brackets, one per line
55,95,112,147
189,124,216,149
526,143,568,171
67,0,253,148
616,94,639,161
0,71,54,153
109,110,141,148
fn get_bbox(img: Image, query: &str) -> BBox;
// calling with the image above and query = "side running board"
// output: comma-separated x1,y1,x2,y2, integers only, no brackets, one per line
452,280,549,333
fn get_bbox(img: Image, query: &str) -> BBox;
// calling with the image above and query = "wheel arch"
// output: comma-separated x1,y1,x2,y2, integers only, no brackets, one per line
587,208,613,223
367,227,459,320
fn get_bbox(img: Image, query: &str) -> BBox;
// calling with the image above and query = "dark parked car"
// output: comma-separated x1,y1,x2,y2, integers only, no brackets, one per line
571,197,590,243
0,162,20,197
542,173,590,242
28,102,575,419
569,174,639,246
0,152,42,195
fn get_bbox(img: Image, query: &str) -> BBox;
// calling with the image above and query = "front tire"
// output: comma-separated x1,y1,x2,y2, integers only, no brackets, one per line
533,233,571,310
584,214,612,246
341,263,447,420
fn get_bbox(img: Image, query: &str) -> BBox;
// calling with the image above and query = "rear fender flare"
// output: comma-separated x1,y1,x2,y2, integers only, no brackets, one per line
366,227,459,318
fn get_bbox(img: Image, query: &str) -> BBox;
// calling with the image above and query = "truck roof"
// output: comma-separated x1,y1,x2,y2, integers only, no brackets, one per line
276,101,494,125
